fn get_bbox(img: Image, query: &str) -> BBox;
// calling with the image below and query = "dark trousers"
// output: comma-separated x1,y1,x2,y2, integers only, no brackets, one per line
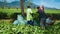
27,20,34,26
40,18,46,26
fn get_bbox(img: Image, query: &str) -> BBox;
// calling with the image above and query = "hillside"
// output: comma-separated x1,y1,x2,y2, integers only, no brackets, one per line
0,1,59,9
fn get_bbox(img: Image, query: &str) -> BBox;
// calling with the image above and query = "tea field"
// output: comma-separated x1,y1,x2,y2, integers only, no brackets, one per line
0,8,60,34
0,8,60,14
0,19,60,34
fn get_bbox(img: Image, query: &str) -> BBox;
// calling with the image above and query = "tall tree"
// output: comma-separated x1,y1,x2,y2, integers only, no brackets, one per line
28,0,30,6
20,0,24,16
20,0,31,16
24,0,31,6
4,0,6,8
2,0,5,9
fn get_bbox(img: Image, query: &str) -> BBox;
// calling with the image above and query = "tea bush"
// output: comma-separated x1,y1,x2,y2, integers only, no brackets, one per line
0,12,7,19
0,21,60,34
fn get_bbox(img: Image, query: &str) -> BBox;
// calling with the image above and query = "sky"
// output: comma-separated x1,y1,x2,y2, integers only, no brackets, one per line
0,0,60,9
0,0,19,2
30,0,60,9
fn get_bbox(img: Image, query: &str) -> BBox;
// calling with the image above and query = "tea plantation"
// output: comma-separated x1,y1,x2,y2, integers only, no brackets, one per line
0,20,60,34
0,8,60,34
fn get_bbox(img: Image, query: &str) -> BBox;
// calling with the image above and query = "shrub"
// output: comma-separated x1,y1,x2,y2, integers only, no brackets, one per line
10,12,21,20
46,13,60,20
0,22,60,34
0,12,7,19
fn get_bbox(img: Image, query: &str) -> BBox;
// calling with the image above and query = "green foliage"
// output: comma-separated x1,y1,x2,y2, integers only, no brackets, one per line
46,13,60,20
0,20,60,34
0,8,60,19
23,0,28,2
0,12,7,19
10,12,20,19
45,9,60,14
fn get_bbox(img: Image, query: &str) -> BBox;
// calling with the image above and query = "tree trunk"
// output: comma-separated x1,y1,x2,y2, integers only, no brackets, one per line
4,0,6,8
20,0,24,17
2,0,6,9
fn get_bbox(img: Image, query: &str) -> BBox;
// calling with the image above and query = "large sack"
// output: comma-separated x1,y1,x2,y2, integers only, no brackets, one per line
13,15,27,25
13,20,19,25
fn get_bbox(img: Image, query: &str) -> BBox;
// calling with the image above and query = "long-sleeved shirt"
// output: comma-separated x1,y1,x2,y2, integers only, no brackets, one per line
26,8,33,21
37,10,46,18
